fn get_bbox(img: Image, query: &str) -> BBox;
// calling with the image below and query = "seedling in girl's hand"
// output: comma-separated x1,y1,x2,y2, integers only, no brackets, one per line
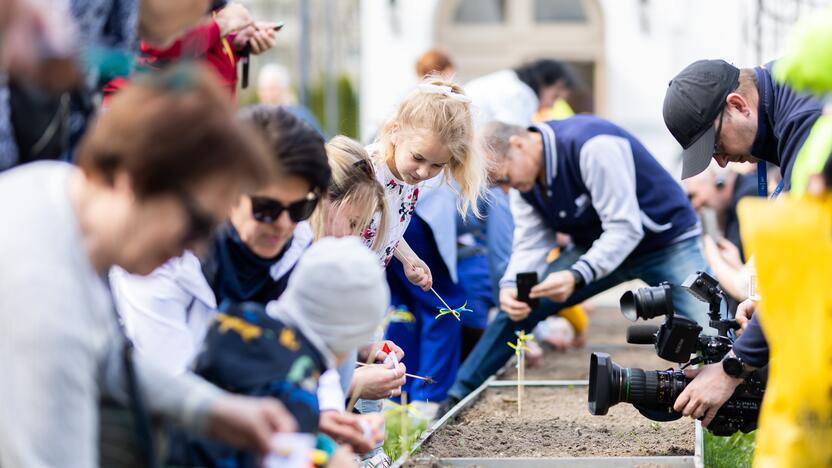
434,301,473,321
395,247,473,321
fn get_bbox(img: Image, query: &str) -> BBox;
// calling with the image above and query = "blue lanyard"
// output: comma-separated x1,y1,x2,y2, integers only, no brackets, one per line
757,161,785,199
757,162,768,197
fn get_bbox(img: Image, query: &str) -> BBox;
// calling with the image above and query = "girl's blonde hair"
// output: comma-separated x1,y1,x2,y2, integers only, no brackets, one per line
378,77,486,218
310,136,387,250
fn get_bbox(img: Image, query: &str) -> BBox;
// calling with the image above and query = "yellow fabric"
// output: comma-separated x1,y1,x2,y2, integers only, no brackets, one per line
790,113,832,197
533,98,575,122
738,195,832,468
559,306,588,334
220,37,235,66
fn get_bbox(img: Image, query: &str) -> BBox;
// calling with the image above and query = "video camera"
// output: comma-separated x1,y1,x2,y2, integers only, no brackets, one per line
587,271,766,436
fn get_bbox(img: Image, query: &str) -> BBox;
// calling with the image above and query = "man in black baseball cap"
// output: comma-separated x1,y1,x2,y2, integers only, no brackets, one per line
663,60,741,179
662,59,822,186
660,58,823,430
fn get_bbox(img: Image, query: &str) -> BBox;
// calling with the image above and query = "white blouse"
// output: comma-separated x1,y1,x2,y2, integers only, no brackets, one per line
109,251,217,375
362,146,421,267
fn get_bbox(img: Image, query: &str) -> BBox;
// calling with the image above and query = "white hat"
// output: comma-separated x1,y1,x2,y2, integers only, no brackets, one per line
267,237,388,361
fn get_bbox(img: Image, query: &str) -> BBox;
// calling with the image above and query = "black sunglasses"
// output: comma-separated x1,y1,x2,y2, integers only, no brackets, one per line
250,192,319,223
177,191,216,244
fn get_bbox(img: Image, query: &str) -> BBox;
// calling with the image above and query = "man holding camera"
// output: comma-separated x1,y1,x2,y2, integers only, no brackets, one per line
445,115,710,402
661,59,823,426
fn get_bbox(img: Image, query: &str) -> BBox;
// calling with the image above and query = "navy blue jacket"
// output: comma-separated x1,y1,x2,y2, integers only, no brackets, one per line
750,63,824,189
733,64,823,365
168,302,325,467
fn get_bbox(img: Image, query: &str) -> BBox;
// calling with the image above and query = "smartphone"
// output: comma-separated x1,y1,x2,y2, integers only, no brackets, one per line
516,272,539,309
699,207,722,240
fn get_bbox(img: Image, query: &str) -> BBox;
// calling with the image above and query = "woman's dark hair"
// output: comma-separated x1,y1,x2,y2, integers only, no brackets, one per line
210,0,228,13
236,104,331,195
514,59,578,97
823,150,832,189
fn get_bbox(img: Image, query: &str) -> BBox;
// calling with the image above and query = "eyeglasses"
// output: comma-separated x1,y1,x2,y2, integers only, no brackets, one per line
177,191,217,244
250,192,319,223
713,81,739,157
713,105,727,157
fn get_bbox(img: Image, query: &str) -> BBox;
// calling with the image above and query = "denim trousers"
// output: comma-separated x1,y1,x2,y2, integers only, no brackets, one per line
448,237,709,399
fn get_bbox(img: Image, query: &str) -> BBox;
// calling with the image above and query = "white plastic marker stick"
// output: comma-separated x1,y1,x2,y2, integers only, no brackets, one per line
382,341,404,397
518,349,525,416
401,392,409,456
507,331,532,416
382,342,399,367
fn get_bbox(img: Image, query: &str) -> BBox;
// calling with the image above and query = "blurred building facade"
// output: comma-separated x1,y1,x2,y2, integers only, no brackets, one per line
242,0,361,136
360,0,831,173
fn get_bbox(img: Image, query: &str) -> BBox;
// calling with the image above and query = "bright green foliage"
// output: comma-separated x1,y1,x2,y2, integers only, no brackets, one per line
704,430,756,468
383,411,428,462
309,74,359,138
775,7,832,94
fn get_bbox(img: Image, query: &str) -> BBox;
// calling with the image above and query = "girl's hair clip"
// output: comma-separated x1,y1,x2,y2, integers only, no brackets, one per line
417,83,472,104
352,158,374,177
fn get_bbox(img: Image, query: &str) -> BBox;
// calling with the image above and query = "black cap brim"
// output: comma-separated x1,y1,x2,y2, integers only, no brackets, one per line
681,125,715,179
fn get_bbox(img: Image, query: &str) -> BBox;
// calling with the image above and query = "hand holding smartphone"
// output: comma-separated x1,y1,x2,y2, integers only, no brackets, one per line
516,272,539,309
699,207,723,241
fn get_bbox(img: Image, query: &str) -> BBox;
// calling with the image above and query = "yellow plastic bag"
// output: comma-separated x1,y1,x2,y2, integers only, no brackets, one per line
738,195,832,467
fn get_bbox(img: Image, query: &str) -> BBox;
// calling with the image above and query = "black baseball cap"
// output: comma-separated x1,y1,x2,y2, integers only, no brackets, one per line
663,60,740,179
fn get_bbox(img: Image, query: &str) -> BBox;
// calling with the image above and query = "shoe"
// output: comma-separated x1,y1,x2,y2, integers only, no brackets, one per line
360,449,391,468
435,395,461,418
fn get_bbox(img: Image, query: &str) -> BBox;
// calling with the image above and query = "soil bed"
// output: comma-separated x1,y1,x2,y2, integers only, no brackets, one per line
417,386,694,459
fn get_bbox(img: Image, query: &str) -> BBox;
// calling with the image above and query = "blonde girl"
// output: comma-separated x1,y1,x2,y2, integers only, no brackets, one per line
363,78,487,290
307,135,387,248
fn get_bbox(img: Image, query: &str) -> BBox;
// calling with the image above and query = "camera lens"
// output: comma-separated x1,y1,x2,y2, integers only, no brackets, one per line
620,284,673,321
588,352,687,415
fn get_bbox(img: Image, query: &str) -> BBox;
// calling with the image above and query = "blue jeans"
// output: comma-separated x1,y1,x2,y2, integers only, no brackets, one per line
448,237,709,399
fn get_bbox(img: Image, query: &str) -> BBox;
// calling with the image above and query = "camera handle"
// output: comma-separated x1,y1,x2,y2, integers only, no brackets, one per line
710,318,740,338
704,287,740,338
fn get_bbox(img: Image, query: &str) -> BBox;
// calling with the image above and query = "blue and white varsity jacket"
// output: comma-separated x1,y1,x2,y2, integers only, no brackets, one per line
501,115,699,288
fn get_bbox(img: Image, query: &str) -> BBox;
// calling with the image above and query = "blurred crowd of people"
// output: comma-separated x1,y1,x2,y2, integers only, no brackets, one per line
1,1,830,467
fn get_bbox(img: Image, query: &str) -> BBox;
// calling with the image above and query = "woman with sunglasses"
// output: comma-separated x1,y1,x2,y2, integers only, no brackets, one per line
200,105,331,305
111,112,399,457
110,105,330,375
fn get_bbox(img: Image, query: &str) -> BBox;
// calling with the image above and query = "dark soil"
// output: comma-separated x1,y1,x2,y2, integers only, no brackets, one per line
417,386,694,459
409,305,694,463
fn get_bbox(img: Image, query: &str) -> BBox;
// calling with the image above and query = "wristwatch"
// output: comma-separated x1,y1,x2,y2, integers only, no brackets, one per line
721,351,754,379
